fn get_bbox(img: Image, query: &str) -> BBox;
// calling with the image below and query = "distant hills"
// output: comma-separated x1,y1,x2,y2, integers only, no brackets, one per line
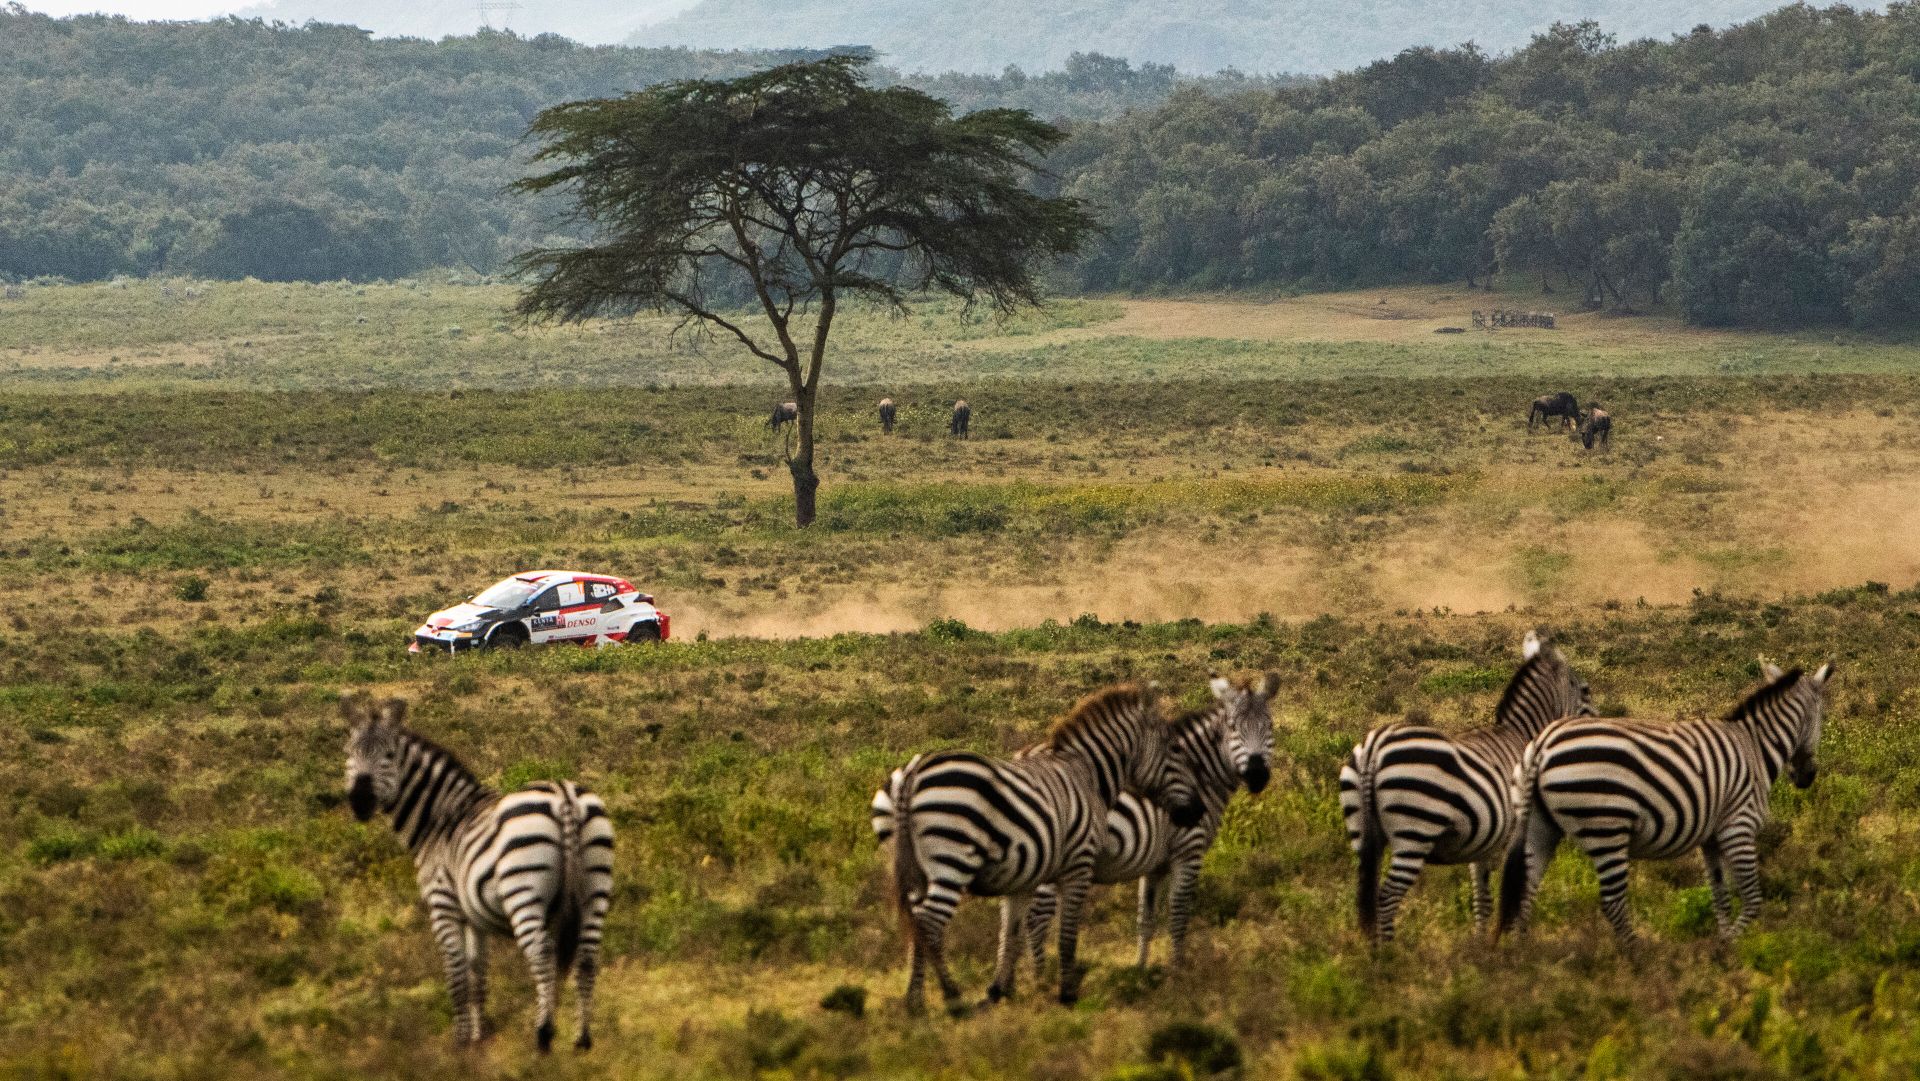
211,0,1823,72
232,0,698,43
632,0,1815,73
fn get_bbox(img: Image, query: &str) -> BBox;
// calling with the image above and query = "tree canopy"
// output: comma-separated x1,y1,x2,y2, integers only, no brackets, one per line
1053,4,1920,327
512,56,1097,525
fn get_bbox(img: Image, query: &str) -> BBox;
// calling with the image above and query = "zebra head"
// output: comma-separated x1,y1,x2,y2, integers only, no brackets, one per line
1123,689,1206,829
1208,672,1281,794
342,693,410,822
1786,662,1834,789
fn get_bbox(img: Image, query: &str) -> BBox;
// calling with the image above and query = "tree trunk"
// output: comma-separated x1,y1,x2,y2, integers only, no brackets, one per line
790,456,819,527
789,384,819,527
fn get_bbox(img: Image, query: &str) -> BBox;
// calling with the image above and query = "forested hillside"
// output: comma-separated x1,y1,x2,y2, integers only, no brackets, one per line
1056,4,1920,327
639,0,1795,76
0,12,1258,283
5,5,1919,328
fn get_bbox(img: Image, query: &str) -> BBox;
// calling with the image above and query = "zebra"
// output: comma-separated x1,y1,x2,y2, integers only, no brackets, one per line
1019,673,1281,970
341,694,615,1051
879,397,896,434
1340,632,1593,943
950,399,970,438
1496,661,1833,944
871,683,1203,1013
768,400,798,431
1529,392,1579,430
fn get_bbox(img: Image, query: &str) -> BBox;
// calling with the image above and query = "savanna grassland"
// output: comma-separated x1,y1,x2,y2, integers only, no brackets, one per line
1,278,1919,1079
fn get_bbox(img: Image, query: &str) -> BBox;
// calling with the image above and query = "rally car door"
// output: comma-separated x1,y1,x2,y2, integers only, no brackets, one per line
527,582,583,644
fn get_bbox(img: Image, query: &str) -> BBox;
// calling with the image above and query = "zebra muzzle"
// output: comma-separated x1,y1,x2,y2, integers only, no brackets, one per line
348,775,378,821
1243,755,1271,794
1169,797,1204,829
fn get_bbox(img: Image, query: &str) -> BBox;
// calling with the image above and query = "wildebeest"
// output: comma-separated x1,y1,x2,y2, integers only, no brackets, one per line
1578,407,1611,450
768,401,798,431
1528,392,1579,431
950,400,971,439
879,397,896,434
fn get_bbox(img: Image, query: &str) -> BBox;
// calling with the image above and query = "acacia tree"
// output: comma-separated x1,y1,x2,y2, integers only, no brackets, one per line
511,56,1097,526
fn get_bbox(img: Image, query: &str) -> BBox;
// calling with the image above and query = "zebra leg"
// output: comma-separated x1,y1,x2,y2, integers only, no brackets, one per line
1701,838,1735,937
462,924,489,1041
510,914,561,1052
1024,886,1057,972
1470,861,1493,934
430,910,475,1045
919,910,965,1015
904,923,928,1016
573,923,602,1050
1581,837,1637,945
1166,857,1203,968
1504,805,1565,936
1375,842,1431,944
1135,874,1162,969
1053,866,1096,1006
986,894,1031,1004
1717,827,1764,939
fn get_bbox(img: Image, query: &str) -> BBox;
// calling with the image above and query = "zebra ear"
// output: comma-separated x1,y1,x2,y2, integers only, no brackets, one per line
1814,662,1834,685
377,697,408,728
1522,630,1543,659
1209,675,1232,698
339,691,371,728
1759,656,1785,682
1259,672,1281,700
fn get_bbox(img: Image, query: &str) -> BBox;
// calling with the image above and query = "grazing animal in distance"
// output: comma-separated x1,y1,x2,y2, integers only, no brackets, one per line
341,694,615,1051
1578,407,1612,450
949,399,971,439
1021,673,1281,969
767,400,798,431
1529,392,1579,430
870,684,1203,1013
1497,662,1832,944
1341,632,1592,944
879,397,896,434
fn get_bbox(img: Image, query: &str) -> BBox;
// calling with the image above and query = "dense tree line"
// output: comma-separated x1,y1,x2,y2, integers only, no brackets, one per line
0,9,1268,283
1055,4,1920,327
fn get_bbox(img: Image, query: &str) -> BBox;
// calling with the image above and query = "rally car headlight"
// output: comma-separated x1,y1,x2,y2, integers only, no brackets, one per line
449,620,486,633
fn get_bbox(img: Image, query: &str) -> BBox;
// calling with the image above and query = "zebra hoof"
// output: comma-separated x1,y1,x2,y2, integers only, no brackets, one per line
536,1020,555,1053
944,1001,974,1019
575,1031,593,1052
984,984,1007,1004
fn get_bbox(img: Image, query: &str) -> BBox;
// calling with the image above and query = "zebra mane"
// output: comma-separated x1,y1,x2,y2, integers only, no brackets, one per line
1492,646,1567,729
1043,683,1152,748
1724,667,1805,723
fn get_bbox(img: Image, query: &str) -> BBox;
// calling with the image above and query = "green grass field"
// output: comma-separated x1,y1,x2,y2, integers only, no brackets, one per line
1,279,1918,1079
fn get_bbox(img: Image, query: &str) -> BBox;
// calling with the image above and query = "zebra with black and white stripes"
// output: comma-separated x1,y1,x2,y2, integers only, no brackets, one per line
1341,632,1593,943
1019,673,1281,969
872,683,1204,1013
1495,661,1833,944
342,694,615,1051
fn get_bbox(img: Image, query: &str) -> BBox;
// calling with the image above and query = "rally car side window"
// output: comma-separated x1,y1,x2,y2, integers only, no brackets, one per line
587,582,616,601
529,585,563,610
556,582,586,608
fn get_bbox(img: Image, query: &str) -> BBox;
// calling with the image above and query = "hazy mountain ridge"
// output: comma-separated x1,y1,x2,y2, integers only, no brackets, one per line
634,0,1832,73
232,0,696,43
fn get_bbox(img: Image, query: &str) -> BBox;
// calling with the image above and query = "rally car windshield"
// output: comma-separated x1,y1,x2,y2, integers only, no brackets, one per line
472,578,539,610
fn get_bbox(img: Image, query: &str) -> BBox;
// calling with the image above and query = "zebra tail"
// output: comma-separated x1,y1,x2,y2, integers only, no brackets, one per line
890,767,926,932
553,785,586,978
1494,751,1545,941
1351,749,1385,939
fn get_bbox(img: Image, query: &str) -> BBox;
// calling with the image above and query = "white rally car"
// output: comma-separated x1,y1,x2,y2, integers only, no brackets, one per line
410,570,669,653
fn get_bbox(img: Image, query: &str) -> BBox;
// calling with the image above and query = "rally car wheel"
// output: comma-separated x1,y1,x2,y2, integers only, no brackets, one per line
488,624,529,650
626,621,662,643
